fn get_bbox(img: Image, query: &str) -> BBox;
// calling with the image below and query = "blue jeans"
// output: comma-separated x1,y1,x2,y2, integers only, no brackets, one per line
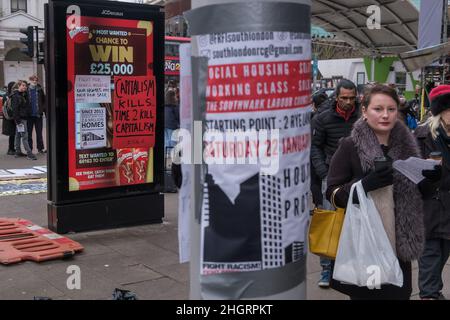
320,257,332,272
14,119,32,156
27,116,44,151
164,128,177,174
320,177,333,272
164,128,176,149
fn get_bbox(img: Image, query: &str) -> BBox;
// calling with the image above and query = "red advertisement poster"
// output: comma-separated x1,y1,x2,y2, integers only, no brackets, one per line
66,16,156,191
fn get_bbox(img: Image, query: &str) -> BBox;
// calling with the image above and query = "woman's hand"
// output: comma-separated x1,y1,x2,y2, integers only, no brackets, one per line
422,165,442,182
361,165,393,193
418,165,442,198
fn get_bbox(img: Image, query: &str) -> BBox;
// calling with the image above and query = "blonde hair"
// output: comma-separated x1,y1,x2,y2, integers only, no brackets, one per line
425,114,442,140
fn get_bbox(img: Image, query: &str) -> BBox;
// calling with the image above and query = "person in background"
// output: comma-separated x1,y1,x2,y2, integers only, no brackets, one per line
310,91,328,208
326,84,424,299
310,79,360,288
408,89,421,117
414,84,450,300
164,85,180,193
398,95,418,130
165,79,177,95
2,81,16,155
164,87,180,150
27,75,46,154
425,81,436,110
11,80,36,160
388,83,398,92
313,88,333,113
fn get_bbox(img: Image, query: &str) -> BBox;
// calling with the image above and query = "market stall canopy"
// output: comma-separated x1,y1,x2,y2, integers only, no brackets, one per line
398,41,450,72
312,0,419,55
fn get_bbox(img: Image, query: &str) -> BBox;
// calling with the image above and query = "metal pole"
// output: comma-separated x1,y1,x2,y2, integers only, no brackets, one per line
189,84,203,299
313,55,318,91
441,0,448,83
420,67,425,121
32,26,38,75
371,55,375,82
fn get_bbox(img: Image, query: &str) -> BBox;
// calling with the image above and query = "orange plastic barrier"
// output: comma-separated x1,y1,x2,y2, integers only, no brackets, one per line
0,218,83,265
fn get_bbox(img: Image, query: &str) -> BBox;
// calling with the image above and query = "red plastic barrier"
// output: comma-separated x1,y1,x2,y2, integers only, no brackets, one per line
0,218,83,264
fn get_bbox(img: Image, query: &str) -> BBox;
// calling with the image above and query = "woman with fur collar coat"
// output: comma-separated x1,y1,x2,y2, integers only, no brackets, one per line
326,84,425,300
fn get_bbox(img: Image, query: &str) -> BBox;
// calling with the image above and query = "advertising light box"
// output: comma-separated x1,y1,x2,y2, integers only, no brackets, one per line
46,0,165,233
66,16,157,191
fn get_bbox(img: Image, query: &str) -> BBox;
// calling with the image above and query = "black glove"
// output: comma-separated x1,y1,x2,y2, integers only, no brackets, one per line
418,165,441,198
361,165,393,193
422,165,442,182
171,163,182,189
352,189,360,205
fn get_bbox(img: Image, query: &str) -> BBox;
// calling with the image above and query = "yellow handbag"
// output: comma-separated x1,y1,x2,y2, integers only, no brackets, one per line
308,188,345,260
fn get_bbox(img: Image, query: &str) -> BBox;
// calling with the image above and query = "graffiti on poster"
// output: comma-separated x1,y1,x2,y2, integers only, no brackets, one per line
113,76,156,149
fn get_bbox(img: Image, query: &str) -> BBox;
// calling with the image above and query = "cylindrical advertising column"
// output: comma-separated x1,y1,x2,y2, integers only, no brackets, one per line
186,0,311,299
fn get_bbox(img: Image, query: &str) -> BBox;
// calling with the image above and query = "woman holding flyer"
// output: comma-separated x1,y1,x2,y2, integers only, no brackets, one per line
326,84,424,299
414,85,450,300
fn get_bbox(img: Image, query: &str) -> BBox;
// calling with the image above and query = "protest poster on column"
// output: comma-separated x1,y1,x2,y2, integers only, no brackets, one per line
198,30,312,276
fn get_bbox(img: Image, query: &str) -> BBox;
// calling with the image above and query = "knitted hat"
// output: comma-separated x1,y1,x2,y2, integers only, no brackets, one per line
429,85,450,116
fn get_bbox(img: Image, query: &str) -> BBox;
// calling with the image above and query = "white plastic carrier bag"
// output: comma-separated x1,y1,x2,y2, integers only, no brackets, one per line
332,180,403,288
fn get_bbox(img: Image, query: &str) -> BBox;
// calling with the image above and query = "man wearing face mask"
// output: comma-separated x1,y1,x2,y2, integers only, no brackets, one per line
310,79,360,288
27,75,46,154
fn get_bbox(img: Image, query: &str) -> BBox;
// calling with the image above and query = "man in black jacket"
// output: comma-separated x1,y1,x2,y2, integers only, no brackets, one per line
310,91,328,207
27,75,46,153
310,79,360,288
